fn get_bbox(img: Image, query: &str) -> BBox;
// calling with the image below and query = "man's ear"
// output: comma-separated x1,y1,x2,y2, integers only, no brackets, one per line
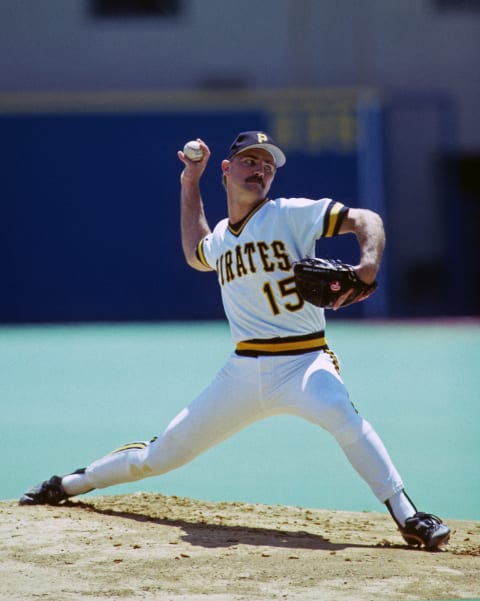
221,159,231,176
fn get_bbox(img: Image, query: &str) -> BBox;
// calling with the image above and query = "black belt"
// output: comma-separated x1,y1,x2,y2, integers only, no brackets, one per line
235,331,327,357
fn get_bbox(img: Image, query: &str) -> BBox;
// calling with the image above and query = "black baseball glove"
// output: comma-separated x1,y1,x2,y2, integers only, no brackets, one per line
293,257,378,309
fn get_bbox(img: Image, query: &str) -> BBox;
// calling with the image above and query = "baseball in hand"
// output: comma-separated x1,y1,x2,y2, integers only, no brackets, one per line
183,140,204,162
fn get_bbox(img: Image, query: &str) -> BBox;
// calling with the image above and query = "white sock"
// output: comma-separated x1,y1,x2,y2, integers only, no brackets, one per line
386,490,417,527
62,472,94,496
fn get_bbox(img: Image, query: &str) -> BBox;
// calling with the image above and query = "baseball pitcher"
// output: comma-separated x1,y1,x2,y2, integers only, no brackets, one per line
20,131,450,550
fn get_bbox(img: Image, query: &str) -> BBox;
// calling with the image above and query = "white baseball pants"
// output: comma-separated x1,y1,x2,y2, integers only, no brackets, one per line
82,350,404,503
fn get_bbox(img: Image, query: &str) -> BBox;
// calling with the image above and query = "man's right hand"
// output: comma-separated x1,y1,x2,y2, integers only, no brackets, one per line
178,138,210,185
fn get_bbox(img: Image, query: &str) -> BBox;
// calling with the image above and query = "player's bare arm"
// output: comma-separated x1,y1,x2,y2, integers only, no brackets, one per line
178,139,213,271
339,208,385,284
327,208,385,310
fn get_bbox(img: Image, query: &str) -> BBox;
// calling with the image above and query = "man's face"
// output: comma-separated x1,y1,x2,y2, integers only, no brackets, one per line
225,148,276,197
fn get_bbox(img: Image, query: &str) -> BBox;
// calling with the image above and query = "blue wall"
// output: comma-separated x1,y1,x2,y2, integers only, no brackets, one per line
0,108,363,323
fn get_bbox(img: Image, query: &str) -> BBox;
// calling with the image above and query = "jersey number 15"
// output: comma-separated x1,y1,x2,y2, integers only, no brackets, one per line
262,276,304,316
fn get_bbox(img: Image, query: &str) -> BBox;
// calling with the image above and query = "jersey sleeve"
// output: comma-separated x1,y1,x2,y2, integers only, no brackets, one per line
196,234,216,270
321,200,349,237
196,236,213,269
284,198,349,245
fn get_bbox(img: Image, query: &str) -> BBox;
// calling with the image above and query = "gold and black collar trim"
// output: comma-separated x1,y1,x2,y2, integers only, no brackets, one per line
228,198,269,237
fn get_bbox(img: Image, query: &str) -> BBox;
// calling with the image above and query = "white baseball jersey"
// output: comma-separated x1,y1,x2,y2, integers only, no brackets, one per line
197,197,348,347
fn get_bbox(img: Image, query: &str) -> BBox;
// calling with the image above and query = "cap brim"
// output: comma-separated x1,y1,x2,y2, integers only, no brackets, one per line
232,143,286,167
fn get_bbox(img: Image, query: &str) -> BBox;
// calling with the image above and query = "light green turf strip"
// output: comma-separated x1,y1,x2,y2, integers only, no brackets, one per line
1,320,478,520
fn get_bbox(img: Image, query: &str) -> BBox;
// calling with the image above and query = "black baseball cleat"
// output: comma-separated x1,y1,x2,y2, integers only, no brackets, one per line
19,475,70,506
400,512,451,549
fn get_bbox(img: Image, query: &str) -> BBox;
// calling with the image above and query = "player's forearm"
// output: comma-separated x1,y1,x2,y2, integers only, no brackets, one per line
180,176,212,270
341,208,385,283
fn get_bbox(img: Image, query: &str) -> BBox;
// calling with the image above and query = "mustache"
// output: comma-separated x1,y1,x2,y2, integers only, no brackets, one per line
246,175,264,184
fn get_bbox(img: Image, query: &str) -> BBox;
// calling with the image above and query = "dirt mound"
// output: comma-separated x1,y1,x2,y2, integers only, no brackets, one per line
2,493,479,600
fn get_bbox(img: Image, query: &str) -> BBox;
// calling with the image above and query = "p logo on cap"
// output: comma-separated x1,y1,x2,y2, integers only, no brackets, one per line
227,131,286,167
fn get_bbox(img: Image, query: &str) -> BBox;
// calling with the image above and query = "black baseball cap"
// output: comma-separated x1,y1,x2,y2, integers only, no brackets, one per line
227,131,286,167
